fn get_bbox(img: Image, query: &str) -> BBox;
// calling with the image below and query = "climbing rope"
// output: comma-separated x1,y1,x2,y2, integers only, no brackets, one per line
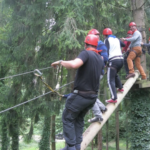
0,81,74,114
34,69,63,100
0,66,52,81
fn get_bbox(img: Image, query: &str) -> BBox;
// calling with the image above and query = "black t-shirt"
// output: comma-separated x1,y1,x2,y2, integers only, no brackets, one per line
74,50,103,92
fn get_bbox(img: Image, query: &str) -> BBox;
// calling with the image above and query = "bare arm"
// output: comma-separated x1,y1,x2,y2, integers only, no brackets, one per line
51,58,84,69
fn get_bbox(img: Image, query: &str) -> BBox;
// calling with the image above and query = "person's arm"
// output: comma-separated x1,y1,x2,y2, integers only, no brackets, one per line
120,39,125,47
125,32,139,42
51,58,84,69
143,43,150,47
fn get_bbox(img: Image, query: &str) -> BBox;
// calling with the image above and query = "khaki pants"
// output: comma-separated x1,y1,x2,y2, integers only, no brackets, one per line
127,46,146,79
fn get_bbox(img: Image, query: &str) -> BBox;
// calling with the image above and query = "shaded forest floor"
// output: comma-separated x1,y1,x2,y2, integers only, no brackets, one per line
0,137,127,150
19,139,127,150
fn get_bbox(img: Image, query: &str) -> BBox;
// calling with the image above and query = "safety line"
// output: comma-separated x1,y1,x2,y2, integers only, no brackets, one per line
0,81,74,114
0,66,52,81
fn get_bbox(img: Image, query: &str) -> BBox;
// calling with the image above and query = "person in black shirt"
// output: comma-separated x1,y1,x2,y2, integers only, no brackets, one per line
51,34,103,150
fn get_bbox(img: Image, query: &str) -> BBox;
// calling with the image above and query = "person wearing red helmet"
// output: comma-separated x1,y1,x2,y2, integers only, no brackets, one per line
51,34,103,150
88,29,108,65
122,30,133,77
103,28,125,103
121,22,146,80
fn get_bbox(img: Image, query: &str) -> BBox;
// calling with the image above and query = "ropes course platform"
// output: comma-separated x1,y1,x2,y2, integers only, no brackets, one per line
121,79,150,88
81,70,140,150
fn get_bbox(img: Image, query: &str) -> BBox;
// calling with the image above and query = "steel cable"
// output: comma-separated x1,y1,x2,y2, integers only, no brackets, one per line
0,81,74,114
0,66,52,81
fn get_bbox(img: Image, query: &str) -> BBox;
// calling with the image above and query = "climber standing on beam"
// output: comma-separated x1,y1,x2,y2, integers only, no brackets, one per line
51,34,103,150
121,22,147,80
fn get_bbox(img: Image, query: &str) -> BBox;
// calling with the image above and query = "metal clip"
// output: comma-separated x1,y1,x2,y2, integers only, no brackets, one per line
34,69,43,77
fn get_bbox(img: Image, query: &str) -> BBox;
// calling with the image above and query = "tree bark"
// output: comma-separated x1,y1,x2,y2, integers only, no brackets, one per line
106,121,109,150
51,115,56,150
115,107,119,150
98,130,103,150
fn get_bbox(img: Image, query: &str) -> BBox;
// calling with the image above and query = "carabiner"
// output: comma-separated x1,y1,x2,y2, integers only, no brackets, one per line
34,69,43,77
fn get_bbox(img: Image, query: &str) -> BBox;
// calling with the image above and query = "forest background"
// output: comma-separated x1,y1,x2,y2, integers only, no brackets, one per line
1,0,150,150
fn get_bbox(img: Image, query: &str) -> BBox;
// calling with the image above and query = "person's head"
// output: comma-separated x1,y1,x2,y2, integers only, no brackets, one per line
84,34,99,49
149,27,150,32
127,30,133,37
88,29,100,40
102,28,112,38
129,22,137,31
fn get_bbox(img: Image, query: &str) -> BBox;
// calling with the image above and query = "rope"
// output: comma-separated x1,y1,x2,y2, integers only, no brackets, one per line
0,66,52,81
0,81,74,114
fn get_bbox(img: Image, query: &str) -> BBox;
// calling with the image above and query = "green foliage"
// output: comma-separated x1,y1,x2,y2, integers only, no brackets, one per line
127,89,150,150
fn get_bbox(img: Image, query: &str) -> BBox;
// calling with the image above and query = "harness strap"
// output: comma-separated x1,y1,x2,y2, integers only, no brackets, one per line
109,55,123,61
131,49,141,57
108,66,117,71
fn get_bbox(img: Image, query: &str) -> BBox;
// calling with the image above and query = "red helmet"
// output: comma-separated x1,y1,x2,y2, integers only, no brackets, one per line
127,30,133,35
102,28,112,35
149,27,150,31
88,29,100,35
84,34,99,46
129,22,136,27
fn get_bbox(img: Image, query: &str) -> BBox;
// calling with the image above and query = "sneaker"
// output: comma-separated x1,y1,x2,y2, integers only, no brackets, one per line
142,77,147,80
105,99,117,103
101,108,107,113
118,88,124,93
88,116,103,123
126,73,135,79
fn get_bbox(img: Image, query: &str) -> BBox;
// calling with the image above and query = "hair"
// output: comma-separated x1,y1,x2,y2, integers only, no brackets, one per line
85,43,97,48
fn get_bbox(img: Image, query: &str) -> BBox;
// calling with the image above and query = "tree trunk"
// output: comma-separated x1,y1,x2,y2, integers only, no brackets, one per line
115,107,119,150
39,116,51,150
1,118,9,150
97,130,103,150
51,115,56,150
131,0,147,72
106,121,109,150
104,86,109,150
10,111,19,150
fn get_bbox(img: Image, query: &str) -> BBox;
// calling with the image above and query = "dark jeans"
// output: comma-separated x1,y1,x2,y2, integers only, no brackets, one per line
62,93,96,145
124,51,129,75
107,59,123,100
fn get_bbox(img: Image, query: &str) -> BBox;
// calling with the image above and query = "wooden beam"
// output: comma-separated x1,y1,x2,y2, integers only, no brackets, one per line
139,81,150,88
81,70,140,150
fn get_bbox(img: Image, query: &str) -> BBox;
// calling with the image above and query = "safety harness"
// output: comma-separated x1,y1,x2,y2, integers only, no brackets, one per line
34,69,63,100
130,49,141,58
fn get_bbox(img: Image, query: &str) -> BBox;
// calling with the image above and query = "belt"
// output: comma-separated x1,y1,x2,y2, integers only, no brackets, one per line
109,55,123,61
73,90,97,94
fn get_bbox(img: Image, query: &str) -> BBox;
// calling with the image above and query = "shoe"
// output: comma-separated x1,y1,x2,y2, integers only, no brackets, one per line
105,99,117,103
142,77,147,80
60,146,76,150
118,88,124,93
101,108,107,113
126,73,135,79
88,116,103,123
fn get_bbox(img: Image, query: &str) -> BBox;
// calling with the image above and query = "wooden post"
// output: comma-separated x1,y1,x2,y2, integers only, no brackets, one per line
115,107,119,150
81,71,140,150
